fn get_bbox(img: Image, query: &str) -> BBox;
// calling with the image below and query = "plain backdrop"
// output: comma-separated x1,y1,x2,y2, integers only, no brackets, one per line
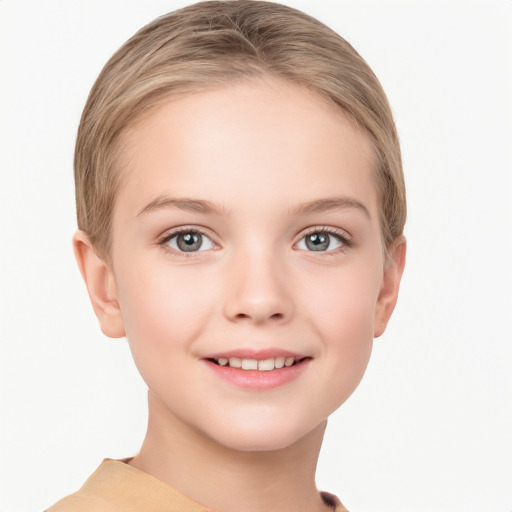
1,1,511,511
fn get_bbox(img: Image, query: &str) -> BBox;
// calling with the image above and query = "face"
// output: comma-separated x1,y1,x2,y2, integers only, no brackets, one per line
96,80,403,451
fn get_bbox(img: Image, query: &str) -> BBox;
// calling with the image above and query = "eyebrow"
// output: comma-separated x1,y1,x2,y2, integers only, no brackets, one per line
137,195,370,219
289,196,371,219
137,196,230,217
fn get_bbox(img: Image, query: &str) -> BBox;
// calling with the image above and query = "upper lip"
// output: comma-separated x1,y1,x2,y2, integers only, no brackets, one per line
202,348,309,360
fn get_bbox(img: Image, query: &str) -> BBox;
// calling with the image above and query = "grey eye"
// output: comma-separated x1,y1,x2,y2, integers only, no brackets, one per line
167,232,215,252
297,232,343,252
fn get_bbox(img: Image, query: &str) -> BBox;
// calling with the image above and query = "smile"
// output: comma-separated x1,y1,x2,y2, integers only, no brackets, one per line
210,356,299,371
203,352,311,390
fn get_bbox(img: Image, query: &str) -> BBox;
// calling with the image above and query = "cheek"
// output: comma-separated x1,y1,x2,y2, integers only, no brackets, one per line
301,262,380,338
300,263,379,392
115,264,215,372
323,293,374,384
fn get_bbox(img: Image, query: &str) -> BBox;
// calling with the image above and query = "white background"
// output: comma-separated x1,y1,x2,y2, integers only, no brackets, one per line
1,1,511,511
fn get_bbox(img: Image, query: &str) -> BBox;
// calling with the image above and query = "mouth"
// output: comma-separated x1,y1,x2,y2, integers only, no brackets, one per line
206,355,307,371
202,350,312,389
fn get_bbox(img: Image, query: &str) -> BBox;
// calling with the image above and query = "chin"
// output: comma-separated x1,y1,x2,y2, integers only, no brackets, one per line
204,413,326,453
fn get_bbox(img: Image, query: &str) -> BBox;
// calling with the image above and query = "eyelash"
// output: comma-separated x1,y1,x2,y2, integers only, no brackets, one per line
157,225,353,257
158,226,217,258
299,226,353,254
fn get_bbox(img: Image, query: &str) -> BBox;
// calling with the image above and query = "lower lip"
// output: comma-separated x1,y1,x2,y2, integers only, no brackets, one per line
203,359,311,390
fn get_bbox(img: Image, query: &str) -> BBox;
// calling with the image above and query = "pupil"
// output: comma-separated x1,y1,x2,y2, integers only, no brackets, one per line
306,233,329,251
177,232,202,252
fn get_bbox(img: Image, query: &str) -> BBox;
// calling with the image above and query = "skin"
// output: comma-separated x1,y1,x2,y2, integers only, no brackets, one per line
74,79,406,512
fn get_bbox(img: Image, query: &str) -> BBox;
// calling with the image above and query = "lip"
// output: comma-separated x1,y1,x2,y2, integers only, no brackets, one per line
202,349,311,390
203,348,308,360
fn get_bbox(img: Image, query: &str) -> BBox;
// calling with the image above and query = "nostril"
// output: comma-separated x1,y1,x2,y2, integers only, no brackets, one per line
233,311,284,322
224,291,294,324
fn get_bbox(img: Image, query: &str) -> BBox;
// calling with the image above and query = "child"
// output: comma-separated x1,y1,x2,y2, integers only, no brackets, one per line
47,1,406,511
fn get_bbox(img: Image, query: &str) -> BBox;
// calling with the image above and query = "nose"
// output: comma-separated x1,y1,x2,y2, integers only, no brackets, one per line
223,250,294,325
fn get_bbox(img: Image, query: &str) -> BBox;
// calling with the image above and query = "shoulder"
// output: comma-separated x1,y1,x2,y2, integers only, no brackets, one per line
45,458,209,512
45,459,129,512
45,459,139,512
45,493,113,512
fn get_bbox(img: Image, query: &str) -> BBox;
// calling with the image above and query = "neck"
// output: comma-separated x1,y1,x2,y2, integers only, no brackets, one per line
129,391,331,512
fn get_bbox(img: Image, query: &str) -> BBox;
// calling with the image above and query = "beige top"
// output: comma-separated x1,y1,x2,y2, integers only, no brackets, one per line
46,459,348,511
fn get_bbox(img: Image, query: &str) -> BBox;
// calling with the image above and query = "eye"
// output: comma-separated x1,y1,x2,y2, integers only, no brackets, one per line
296,230,346,252
165,230,215,253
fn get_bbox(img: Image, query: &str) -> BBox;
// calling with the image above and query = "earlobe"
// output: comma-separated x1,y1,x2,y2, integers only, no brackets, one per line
72,231,126,338
374,236,407,338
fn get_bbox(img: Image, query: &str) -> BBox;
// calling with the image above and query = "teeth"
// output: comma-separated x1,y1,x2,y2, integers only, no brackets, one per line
258,359,274,371
241,359,258,370
229,357,242,368
284,357,295,367
217,357,297,370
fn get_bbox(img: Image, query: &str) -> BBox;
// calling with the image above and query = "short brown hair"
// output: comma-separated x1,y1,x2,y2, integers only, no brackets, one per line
75,0,406,260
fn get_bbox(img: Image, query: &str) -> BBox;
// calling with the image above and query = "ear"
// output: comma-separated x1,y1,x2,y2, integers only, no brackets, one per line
374,236,406,338
72,230,126,338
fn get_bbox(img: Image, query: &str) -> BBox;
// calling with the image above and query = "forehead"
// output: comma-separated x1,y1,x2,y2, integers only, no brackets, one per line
115,79,378,218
